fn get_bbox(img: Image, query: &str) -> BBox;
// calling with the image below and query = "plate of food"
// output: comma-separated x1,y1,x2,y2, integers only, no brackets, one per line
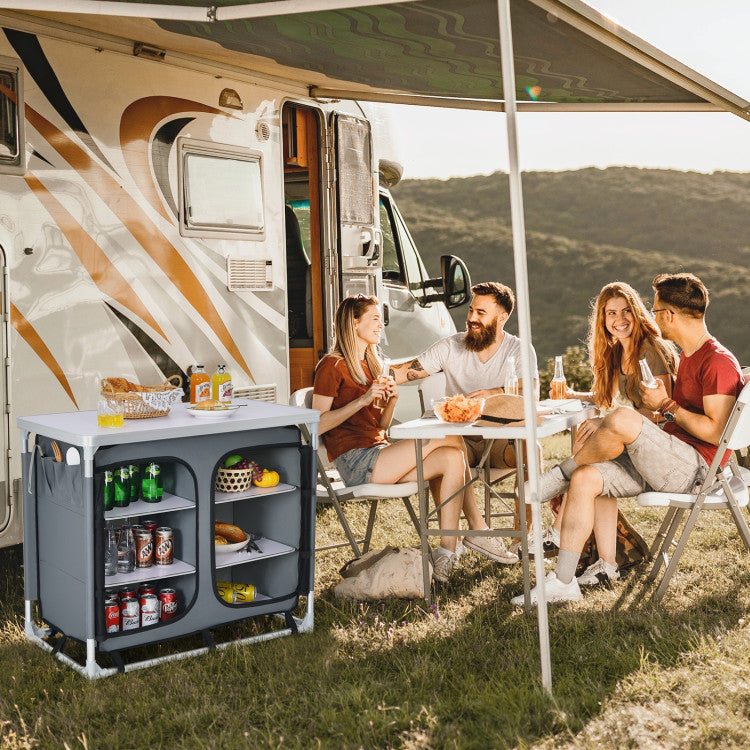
432,395,485,424
186,400,241,419
214,522,249,553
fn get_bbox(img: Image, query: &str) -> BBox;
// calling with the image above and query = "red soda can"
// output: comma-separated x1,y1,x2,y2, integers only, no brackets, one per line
154,527,173,565
158,588,178,621
138,583,156,596
105,595,120,633
141,519,159,534
140,593,159,627
118,586,136,601
121,596,139,630
134,530,154,568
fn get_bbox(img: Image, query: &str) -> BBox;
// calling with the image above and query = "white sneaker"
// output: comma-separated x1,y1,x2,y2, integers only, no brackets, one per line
577,558,620,586
431,550,457,583
463,534,518,564
527,526,560,557
523,465,569,504
510,570,582,606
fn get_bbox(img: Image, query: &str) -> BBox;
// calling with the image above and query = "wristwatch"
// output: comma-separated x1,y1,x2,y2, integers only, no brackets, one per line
661,400,679,423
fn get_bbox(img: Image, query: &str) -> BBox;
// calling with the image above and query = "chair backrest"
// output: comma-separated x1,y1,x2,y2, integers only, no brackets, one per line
417,372,446,413
725,380,750,451
289,386,313,410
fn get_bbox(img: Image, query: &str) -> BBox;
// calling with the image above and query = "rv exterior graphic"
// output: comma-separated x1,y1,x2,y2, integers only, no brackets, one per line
0,23,467,548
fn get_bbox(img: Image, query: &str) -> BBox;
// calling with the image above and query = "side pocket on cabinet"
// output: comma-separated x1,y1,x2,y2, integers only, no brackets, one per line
37,456,84,513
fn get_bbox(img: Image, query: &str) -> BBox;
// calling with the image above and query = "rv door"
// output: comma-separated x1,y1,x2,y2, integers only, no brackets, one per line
330,114,379,315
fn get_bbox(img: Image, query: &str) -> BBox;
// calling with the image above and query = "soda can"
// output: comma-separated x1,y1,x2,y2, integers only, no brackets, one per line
142,462,163,503
120,596,139,630
128,464,141,503
140,519,159,534
154,527,173,565
134,530,153,568
129,524,146,534
105,595,120,633
118,586,137,601
102,470,114,511
113,466,131,508
158,588,178,621
139,593,159,627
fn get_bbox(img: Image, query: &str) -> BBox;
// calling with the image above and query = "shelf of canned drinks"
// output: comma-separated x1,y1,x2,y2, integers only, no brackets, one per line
213,482,295,505
214,536,294,570
104,557,195,588
104,492,195,521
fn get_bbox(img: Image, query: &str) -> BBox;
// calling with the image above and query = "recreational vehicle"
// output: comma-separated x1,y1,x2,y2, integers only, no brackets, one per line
0,16,469,548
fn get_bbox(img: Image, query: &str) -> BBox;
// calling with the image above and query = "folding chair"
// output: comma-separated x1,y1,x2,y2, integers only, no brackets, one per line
638,380,750,603
290,388,420,557
417,374,517,528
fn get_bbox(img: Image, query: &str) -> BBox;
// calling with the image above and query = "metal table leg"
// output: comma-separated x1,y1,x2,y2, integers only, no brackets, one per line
416,439,431,603
515,438,531,609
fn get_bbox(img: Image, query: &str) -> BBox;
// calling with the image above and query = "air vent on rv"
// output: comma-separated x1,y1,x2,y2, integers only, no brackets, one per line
233,384,277,403
227,259,272,291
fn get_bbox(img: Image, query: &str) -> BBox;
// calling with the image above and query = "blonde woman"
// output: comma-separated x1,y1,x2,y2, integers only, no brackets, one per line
533,282,677,577
313,295,514,582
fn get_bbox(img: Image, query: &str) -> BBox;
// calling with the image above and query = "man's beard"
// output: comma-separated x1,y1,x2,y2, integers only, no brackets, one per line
465,317,498,352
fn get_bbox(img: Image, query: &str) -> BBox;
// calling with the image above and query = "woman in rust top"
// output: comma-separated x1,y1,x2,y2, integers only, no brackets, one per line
313,295,515,583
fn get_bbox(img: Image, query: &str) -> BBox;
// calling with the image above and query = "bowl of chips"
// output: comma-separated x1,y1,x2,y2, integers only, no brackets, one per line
432,395,485,424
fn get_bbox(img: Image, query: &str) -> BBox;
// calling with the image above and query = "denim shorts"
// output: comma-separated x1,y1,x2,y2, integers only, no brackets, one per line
334,445,386,487
593,416,708,498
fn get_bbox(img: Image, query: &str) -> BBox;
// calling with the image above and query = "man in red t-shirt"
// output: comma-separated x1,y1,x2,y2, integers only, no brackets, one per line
512,273,744,606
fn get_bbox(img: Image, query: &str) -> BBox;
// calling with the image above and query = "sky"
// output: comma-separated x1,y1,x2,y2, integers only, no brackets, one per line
368,0,750,179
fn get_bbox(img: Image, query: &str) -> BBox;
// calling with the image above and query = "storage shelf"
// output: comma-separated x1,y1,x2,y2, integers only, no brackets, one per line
104,557,195,588
105,492,195,521
214,536,295,569
214,482,295,505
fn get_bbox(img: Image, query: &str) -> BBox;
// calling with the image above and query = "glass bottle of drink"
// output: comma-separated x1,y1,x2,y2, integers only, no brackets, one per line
212,364,233,403
113,465,131,508
142,462,163,503
639,358,658,388
104,525,118,577
550,355,567,400
102,470,114,511
190,365,210,405
504,356,519,396
117,525,135,574
128,464,141,503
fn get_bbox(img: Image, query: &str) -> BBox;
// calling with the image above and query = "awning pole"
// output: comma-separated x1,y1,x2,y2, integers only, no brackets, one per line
496,0,552,694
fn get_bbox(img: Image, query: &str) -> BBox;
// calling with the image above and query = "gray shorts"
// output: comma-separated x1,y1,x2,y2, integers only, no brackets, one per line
593,417,708,498
334,445,386,486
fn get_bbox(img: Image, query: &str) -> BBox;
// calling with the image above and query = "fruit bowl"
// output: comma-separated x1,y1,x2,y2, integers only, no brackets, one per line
433,395,485,424
215,456,262,493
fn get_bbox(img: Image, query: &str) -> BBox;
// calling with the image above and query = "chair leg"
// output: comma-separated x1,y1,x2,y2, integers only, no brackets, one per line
649,508,676,558
402,496,421,537
652,503,703,603
362,499,379,554
326,495,362,558
726,495,750,550
649,508,684,582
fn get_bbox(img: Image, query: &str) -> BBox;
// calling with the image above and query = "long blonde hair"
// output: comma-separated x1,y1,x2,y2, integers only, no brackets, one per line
587,282,676,409
330,295,383,386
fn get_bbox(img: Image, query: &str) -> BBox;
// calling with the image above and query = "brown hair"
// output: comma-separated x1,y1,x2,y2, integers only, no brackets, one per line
652,273,708,318
329,295,383,385
471,281,515,315
588,282,677,409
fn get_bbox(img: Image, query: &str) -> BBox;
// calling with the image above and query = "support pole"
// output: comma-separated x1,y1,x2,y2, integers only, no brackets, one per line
496,0,552,694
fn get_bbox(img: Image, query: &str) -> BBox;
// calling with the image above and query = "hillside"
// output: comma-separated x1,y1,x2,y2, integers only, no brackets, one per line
391,167,750,366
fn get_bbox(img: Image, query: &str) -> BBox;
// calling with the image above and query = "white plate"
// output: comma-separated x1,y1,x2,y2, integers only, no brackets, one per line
185,404,241,419
215,533,249,554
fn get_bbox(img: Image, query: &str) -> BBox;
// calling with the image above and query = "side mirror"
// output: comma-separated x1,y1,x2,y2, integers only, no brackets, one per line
441,255,471,308
421,255,471,308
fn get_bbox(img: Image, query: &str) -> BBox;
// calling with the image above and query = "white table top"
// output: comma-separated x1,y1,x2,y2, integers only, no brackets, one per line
17,399,319,450
390,402,597,441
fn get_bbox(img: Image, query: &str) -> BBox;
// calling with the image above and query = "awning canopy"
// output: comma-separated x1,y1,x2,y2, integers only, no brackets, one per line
3,0,749,118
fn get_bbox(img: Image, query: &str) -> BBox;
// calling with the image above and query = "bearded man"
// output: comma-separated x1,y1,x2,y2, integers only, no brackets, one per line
391,281,539,564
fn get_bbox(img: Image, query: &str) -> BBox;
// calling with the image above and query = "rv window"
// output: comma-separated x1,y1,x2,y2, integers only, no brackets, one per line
379,199,403,283
181,145,264,237
390,201,429,302
0,65,22,170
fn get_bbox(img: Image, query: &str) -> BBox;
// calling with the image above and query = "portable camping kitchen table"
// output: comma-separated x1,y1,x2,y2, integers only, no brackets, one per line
19,400,318,679
390,403,598,604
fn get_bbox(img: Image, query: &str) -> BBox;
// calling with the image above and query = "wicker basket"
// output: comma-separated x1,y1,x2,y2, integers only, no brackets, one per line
101,375,184,419
215,467,255,493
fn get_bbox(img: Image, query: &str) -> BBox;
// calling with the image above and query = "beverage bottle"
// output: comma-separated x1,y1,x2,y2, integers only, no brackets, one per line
117,525,135,574
102,470,114,511
212,364,233,403
550,355,567,400
128,464,141,503
104,525,118,577
190,365,210,404
639,358,658,388
142,462,163,503
113,466,131,508
504,356,519,396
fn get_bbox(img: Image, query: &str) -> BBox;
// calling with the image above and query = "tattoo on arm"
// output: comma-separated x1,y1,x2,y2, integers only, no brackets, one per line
406,360,425,381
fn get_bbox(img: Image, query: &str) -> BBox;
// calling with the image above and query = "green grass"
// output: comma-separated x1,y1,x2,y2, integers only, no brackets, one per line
2,435,750,749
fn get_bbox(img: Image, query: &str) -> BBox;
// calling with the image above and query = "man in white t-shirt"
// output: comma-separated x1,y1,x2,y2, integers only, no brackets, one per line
392,281,539,564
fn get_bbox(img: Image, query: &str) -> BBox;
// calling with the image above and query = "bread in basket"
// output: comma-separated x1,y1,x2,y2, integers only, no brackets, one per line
100,375,184,419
